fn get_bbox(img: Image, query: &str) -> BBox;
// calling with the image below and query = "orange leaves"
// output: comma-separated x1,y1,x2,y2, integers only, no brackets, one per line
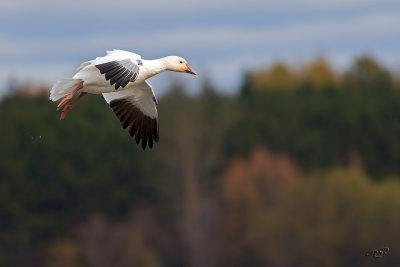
222,146,299,208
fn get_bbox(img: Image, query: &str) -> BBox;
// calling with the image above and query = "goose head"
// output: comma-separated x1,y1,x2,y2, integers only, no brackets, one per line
165,56,197,75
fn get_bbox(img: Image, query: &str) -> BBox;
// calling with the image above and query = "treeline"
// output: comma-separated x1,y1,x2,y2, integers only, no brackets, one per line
230,56,400,177
0,55,400,266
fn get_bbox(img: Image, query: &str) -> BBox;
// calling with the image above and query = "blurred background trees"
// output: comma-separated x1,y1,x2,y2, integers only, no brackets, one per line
1,55,400,266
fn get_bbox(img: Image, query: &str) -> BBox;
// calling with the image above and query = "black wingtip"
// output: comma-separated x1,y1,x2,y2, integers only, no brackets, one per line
110,98,159,150
96,60,139,90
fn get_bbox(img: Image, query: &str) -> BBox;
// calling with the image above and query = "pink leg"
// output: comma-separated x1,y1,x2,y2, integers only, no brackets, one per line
60,92,87,120
57,81,84,111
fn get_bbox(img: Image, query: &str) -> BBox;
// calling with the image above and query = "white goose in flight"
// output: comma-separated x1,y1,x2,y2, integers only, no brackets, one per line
50,49,196,149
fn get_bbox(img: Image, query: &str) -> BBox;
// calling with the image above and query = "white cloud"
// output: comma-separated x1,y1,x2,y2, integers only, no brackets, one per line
0,0,397,16
2,10,399,59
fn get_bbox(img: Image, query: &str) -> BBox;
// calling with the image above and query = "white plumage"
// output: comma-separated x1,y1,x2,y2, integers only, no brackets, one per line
50,49,196,149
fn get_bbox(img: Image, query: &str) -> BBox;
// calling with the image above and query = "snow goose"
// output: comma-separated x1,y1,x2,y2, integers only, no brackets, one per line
50,49,196,149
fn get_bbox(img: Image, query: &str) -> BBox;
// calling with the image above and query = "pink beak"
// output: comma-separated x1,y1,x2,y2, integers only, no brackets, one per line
185,65,197,75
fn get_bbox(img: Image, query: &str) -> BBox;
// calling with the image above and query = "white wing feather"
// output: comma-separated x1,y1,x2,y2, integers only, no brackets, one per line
102,81,157,119
79,49,142,69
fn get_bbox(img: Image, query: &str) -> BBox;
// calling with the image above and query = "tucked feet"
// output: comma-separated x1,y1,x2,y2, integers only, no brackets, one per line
57,81,84,111
60,92,87,120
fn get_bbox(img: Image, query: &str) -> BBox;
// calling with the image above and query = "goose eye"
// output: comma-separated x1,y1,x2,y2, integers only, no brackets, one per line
180,61,183,64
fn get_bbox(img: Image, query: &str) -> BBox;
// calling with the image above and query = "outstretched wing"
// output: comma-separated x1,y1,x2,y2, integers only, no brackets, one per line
96,58,142,90
102,81,159,150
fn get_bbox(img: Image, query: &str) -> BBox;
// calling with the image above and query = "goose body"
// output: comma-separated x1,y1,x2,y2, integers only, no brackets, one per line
50,49,196,149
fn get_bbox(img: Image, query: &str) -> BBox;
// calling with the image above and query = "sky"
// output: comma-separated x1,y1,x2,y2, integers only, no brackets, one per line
1,0,400,95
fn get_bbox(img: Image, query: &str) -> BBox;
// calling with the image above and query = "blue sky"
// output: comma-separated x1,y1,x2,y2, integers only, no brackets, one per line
1,0,400,95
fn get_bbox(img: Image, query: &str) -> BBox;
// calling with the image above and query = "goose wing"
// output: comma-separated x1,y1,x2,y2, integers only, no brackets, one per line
95,57,142,90
102,81,159,149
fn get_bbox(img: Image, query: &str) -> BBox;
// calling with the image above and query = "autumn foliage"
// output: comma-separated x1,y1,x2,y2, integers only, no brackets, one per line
1,55,400,266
